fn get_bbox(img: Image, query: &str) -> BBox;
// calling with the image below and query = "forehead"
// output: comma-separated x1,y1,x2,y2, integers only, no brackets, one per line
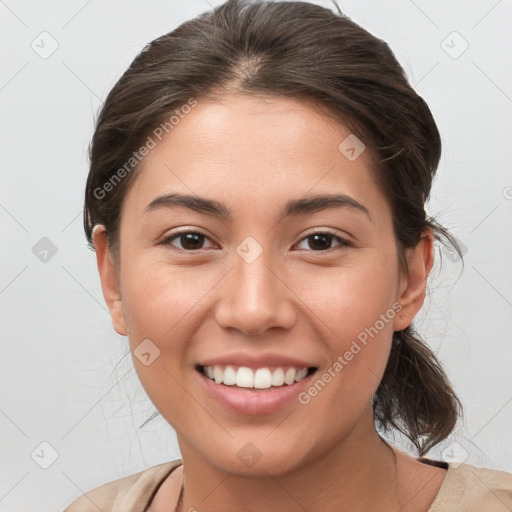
155,93,363,162
123,93,385,217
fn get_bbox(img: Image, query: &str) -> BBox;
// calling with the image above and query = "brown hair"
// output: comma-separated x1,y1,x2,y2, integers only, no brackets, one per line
84,0,462,455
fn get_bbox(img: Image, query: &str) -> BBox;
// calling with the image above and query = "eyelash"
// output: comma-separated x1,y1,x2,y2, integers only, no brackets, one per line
159,229,351,253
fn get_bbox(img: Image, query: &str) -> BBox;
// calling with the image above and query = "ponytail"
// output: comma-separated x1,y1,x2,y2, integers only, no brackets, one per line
374,325,462,455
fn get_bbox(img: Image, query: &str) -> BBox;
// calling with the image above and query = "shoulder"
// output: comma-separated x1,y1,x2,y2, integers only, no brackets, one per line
429,461,512,512
62,459,182,512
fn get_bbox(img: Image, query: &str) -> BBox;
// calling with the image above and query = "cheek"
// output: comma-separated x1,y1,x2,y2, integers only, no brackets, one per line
297,258,399,342
118,260,220,425
121,258,222,343
295,260,398,400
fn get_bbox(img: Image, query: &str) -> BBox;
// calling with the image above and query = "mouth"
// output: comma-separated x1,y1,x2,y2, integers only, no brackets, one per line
197,364,317,391
195,363,318,415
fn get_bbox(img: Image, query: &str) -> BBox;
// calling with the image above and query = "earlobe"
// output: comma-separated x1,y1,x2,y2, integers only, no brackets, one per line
92,225,128,336
392,229,434,332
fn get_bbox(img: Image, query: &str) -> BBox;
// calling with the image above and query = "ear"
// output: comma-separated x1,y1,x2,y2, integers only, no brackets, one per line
393,229,434,331
92,225,128,336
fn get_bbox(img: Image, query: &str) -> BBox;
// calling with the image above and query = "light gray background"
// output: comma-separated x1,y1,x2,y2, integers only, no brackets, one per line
1,0,511,510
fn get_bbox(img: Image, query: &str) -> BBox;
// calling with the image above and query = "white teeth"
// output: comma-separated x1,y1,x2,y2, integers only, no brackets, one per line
203,365,311,388
223,365,237,386
213,366,223,384
284,368,296,385
235,367,254,388
254,368,272,389
271,367,285,386
295,368,308,382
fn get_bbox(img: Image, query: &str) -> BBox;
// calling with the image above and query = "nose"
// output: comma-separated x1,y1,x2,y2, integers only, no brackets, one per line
214,248,297,336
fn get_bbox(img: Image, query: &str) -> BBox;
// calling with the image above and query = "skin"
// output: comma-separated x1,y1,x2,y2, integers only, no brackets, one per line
93,94,446,511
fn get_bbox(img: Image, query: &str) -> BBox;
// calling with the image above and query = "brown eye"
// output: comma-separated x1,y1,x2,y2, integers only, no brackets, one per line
296,232,350,252
161,231,215,251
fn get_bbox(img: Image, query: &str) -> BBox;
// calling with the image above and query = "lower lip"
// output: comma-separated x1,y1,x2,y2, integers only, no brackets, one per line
197,370,315,416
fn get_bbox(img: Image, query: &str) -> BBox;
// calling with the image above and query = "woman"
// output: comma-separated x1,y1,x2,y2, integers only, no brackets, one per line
64,1,512,510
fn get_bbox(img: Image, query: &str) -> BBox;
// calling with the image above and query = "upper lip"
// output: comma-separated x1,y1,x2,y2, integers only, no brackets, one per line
198,352,317,369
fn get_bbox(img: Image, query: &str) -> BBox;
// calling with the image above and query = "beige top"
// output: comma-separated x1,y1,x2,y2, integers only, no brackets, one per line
63,458,512,511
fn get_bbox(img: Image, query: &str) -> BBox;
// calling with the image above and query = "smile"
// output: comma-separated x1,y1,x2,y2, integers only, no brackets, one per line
196,361,318,415
200,365,315,389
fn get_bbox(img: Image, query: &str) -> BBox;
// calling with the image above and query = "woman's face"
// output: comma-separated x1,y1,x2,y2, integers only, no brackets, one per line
96,94,430,476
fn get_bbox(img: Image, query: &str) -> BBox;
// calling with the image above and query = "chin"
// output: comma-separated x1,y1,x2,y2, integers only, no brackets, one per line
196,433,318,478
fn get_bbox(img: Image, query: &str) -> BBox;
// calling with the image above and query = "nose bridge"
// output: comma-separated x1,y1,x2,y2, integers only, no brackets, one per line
214,236,296,334
235,241,277,304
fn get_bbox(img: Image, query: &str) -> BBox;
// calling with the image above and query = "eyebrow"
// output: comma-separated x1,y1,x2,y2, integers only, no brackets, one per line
144,192,371,221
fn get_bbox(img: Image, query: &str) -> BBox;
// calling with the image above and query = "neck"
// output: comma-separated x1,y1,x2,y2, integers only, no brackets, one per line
175,410,406,512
